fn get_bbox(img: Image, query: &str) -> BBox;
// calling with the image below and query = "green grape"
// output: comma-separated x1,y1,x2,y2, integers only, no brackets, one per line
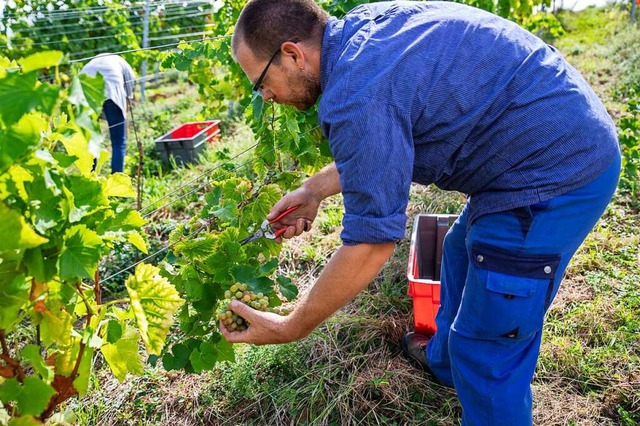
235,291,243,299
224,290,232,299
230,284,238,293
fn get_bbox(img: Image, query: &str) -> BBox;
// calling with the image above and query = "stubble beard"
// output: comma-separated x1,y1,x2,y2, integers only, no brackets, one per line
286,68,321,111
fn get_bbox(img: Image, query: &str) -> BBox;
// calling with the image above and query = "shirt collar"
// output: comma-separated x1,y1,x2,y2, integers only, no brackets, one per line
320,16,344,94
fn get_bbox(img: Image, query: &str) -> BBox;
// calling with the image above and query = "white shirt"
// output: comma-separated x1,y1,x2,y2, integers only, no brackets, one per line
81,54,136,114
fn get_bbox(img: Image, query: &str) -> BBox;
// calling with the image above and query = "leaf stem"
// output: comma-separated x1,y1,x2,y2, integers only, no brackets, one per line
75,282,95,316
102,298,130,308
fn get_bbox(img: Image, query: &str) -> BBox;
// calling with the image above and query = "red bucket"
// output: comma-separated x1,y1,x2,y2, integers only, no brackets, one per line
407,214,458,335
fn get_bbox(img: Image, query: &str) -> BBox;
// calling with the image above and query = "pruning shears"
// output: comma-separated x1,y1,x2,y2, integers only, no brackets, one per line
240,205,301,245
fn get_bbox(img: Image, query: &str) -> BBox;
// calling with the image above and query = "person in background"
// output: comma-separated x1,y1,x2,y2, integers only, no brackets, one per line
81,54,136,173
222,1,621,425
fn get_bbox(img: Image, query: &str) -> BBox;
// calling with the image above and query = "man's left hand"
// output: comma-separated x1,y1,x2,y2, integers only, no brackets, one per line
219,300,301,345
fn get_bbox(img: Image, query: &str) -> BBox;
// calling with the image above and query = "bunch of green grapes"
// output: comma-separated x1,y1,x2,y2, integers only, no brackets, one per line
216,283,289,332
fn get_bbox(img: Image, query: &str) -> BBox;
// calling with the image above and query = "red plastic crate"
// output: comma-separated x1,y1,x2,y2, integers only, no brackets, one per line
407,214,458,335
169,120,220,144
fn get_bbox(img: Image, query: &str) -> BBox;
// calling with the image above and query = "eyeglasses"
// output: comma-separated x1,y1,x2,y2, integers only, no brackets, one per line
252,38,299,95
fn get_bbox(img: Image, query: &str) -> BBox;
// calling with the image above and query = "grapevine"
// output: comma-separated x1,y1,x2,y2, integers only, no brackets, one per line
0,52,183,424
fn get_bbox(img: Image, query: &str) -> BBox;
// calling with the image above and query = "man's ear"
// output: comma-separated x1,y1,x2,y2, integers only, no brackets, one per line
281,41,305,70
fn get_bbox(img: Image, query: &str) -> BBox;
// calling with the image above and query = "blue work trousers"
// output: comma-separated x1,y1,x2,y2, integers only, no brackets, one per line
425,153,621,425
103,99,127,173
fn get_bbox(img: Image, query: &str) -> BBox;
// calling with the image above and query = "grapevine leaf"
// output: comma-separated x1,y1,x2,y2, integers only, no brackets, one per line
24,247,58,283
201,229,245,283
53,339,79,376
98,209,146,233
51,152,78,168
21,345,55,384
40,299,74,347
28,171,64,234
189,341,217,373
0,378,21,405
127,231,148,254
251,91,264,120
190,282,220,312
0,274,30,330
285,113,301,135
77,73,105,113
66,175,109,222
18,51,63,73
211,333,235,362
0,113,47,172
58,224,103,280
231,265,256,283
0,202,49,251
182,266,204,299
104,173,136,198
104,320,123,344
57,131,95,175
256,136,277,166
73,107,104,159
210,199,238,224
162,343,192,371
247,276,274,294
125,263,185,355
0,73,59,126
73,346,94,397
259,258,279,276
7,164,33,202
277,275,298,301
16,377,56,416
246,184,282,224
101,327,144,382
174,235,216,259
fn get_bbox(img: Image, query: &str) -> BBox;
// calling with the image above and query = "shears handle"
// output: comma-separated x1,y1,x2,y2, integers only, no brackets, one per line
268,205,301,239
273,227,289,238
268,204,301,224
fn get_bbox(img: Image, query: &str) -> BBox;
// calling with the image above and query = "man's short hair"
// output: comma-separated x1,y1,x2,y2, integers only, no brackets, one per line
233,0,329,61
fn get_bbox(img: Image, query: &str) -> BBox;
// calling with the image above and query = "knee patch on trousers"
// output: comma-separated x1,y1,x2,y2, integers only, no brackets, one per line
452,242,561,341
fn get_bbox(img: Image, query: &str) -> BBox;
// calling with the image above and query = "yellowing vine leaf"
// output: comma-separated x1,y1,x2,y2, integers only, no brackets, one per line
125,263,184,355
57,131,95,175
18,51,63,73
0,202,49,251
101,327,144,382
127,231,148,254
104,172,136,198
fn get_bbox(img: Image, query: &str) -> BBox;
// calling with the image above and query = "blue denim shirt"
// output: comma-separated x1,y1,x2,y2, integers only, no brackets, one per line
318,1,619,245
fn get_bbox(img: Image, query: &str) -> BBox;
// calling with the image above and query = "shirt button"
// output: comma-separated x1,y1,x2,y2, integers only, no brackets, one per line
544,266,552,274
476,255,484,263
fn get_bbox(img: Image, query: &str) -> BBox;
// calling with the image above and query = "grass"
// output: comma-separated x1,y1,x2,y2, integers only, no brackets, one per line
66,5,639,425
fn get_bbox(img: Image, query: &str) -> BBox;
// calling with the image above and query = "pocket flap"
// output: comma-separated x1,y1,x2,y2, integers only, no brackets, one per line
486,270,542,297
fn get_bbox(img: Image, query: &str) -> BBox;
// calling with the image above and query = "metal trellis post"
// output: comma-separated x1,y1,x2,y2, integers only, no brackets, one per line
140,0,150,103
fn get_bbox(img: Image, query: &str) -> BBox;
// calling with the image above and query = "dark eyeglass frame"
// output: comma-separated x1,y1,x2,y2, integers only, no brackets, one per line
252,38,299,94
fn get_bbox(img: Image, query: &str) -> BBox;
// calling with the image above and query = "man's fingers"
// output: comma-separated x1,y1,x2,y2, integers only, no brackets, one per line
220,321,250,343
229,300,258,321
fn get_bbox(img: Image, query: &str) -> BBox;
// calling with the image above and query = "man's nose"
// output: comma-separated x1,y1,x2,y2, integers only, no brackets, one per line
261,89,273,102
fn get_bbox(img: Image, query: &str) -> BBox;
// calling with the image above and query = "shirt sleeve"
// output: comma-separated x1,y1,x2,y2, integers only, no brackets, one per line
324,98,414,245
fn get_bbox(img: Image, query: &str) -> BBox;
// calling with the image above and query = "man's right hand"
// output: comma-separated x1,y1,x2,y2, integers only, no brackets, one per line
267,163,342,241
267,186,320,240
